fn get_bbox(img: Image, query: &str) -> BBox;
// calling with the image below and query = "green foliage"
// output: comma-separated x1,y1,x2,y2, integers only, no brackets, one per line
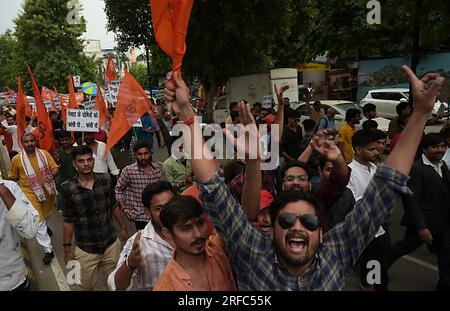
11,0,98,93
129,63,150,89
0,30,22,92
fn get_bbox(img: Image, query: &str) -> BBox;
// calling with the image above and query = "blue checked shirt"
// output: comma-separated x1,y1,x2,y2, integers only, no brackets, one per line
199,163,411,291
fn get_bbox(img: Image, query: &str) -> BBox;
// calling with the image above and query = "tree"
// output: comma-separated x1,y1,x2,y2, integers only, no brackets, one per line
129,63,150,89
14,0,98,92
0,30,22,91
104,0,154,86
307,0,450,62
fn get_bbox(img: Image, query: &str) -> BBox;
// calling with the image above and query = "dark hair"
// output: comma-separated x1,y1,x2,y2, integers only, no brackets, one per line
281,160,310,180
362,120,378,131
159,195,204,231
352,129,383,148
141,181,174,209
302,119,316,131
57,131,71,139
287,110,299,119
318,156,330,170
72,145,93,160
269,190,323,224
74,131,83,140
230,110,239,122
397,114,410,127
362,104,376,116
396,101,410,116
253,102,262,108
229,101,239,111
133,140,152,153
345,108,361,122
440,126,450,140
49,111,57,116
421,133,445,150
313,100,321,106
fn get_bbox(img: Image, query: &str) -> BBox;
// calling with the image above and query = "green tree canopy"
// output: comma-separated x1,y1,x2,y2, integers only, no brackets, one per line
13,0,98,93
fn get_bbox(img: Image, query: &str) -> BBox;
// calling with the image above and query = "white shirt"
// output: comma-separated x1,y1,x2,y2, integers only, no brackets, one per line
443,148,450,169
347,160,385,237
107,221,173,291
4,124,20,152
422,153,444,178
74,140,120,175
0,180,39,291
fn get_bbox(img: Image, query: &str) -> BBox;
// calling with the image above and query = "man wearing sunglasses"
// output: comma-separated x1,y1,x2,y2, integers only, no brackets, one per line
163,67,444,290
280,135,350,232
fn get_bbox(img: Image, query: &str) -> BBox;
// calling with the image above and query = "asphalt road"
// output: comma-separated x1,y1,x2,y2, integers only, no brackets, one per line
25,119,448,291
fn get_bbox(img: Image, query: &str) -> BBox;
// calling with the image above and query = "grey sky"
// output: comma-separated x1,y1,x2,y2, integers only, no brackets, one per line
0,0,117,49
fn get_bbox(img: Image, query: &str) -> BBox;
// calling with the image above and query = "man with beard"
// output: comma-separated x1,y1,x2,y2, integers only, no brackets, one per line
8,133,59,265
61,145,128,291
386,133,450,290
75,131,120,179
280,141,349,232
347,129,390,291
115,140,163,230
153,195,236,291
162,66,444,290
108,181,175,291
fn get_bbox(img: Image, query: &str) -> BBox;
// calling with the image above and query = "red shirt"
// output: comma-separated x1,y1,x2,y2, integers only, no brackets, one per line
94,129,107,143
0,128,13,152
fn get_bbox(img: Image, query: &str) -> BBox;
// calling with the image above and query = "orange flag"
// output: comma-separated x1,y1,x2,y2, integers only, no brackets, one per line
95,84,109,129
16,77,27,145
68,75,78,109
106,55,119,82
26,64,54,153
106,72,154,151
49,95,58,112
150,0,194,73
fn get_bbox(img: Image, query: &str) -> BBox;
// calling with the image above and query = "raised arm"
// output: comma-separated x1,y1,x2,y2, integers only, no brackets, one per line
273,84,289,142
385,66,444,175
163,71,216,182
323,66,445,270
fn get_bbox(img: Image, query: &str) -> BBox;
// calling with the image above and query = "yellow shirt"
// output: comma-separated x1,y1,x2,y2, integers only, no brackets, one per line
338,123,357,163
8,150,59,221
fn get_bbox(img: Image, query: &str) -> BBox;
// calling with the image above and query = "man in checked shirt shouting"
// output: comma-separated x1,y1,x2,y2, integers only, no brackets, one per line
163,66,444,290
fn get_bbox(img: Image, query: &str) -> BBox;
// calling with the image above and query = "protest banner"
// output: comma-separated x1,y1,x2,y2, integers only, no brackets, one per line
66,109,100,132
263,95,273,108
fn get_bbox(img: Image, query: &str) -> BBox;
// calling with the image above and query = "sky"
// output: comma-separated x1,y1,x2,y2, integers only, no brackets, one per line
0,0,117,49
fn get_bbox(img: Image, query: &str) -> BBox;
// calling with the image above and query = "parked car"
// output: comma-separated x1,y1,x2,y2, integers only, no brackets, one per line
360,88,449,119
295,100,390,132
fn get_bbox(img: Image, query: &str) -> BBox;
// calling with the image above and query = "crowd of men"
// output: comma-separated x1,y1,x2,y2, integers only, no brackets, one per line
1,65,449,291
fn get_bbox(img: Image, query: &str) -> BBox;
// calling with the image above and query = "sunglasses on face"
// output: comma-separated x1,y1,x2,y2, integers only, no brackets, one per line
277,213,320,231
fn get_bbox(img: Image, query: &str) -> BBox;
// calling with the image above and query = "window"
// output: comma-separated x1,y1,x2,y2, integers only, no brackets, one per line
216,98,227,110
370,92,387,100
387,92,404,101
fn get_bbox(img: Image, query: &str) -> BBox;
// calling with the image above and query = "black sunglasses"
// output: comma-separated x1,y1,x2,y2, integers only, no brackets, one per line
277,213,320,231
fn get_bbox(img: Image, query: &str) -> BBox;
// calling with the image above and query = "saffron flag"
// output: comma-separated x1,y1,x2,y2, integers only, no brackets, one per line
95,83,109,129
150,0,194,73
68,75,78,109
26,64,54,153
106,55,119,82
106,72,154,151
16,77,27,145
